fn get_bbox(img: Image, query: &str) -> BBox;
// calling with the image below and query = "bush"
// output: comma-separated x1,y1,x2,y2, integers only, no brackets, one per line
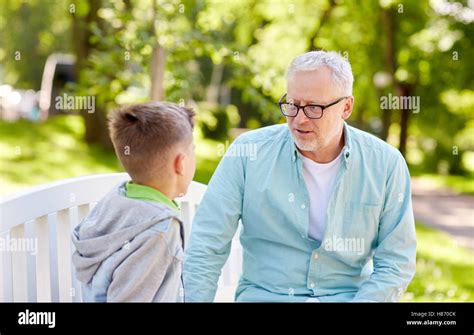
196,102,240,140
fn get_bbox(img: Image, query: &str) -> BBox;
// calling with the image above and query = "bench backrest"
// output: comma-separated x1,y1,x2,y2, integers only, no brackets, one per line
0,173,242,302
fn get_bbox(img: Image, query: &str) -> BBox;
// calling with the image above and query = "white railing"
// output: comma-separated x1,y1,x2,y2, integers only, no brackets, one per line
0,173,242,302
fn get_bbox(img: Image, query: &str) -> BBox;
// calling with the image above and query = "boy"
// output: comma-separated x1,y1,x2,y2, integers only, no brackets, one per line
72,101,196,302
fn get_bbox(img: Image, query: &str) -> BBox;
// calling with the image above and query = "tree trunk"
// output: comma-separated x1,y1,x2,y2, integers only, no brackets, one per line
398,85,411,157
206,62,224,104
307,0,336,51
380,5,413,157
354,105,365,130
380,102,391,140
150,44,166,101
380,6,396,141
149,0,166,101
72,0,112,148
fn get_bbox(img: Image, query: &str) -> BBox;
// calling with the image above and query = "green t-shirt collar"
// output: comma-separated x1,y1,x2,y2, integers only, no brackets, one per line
125,181,180,212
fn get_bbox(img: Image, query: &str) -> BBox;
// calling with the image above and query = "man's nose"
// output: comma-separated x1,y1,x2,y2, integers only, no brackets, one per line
294,107,311,124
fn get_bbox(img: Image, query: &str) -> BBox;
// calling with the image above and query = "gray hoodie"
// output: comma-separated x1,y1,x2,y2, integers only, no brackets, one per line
72,182,184,302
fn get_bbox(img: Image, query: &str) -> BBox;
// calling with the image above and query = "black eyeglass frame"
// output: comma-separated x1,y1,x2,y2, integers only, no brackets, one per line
278,93,349,119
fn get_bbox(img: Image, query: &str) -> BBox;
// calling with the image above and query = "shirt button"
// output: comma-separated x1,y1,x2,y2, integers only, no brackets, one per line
313,253,319,260
310,282,315,288
301,204,306,209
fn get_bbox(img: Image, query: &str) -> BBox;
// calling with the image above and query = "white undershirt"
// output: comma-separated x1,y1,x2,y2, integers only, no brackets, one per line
301,151,343,242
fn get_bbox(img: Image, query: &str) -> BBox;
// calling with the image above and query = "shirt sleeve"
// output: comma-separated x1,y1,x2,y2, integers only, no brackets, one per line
183,139,246,302
352,150,417,302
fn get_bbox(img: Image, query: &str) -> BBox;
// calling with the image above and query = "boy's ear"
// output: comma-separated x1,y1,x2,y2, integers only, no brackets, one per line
174,153,186,176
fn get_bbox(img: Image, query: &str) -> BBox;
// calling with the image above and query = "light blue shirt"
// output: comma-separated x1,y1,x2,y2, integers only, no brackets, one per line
184,123,416,302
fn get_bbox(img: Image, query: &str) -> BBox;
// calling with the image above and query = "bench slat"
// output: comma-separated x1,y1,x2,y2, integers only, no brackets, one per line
11,224,28,302
69,204,90,302
0,230,13,301
24,220,37,302
180,202,195,247
57,209,72,302
0,234,3,301
46,213,60,302
35,215,52,302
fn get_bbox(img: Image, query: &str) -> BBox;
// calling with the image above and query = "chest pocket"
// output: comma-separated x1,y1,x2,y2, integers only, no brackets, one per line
342,202,381,248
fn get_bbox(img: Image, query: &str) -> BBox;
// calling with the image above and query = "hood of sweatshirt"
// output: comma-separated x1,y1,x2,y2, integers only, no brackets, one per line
71,182,180,284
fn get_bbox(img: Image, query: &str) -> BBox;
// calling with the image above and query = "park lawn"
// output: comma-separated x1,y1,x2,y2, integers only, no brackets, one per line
401,222,474,302
0,115,120,197
1,115,472,302
0,115,221,198
413,174,474,196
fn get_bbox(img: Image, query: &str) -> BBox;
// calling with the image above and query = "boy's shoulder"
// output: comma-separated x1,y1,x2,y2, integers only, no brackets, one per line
78,182,182,245
147,216,183,243
96,182,177,218
145,217,184,256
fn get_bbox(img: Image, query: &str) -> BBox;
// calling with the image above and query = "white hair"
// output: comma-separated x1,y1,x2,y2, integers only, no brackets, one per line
286,51,354,96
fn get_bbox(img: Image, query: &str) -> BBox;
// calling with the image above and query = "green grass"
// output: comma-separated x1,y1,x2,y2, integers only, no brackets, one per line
0,115,222,197
414,174,474,195
401,222,474,302
193,129,222,185
0,115,122,197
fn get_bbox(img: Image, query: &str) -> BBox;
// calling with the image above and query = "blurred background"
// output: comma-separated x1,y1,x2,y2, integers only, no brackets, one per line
0,0,472,301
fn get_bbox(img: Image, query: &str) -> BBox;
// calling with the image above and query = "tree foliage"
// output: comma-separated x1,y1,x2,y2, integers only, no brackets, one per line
0,0,472,175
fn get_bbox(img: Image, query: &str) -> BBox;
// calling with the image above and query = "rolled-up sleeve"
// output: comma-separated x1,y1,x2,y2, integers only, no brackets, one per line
183,139,246,302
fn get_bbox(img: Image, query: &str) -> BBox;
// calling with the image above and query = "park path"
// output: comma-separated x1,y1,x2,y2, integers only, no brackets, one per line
411,178,474,250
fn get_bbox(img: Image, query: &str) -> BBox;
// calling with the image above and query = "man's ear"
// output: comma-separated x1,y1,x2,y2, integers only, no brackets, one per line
173,153,186,177
342,96,354,120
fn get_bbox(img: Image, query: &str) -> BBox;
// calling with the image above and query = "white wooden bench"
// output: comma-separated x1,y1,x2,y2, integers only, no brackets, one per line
0,173,242,302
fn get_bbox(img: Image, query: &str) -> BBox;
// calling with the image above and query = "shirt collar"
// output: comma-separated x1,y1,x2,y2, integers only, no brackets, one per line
290,122,352,166
125,181,180,212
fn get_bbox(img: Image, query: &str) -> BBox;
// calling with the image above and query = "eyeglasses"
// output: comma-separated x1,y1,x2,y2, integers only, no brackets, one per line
278,93,348,119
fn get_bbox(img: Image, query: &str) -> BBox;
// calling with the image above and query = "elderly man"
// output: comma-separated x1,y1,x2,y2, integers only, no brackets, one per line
184,51,416,302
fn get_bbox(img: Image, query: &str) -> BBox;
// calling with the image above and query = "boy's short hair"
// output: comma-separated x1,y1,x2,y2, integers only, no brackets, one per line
108,101,195,183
